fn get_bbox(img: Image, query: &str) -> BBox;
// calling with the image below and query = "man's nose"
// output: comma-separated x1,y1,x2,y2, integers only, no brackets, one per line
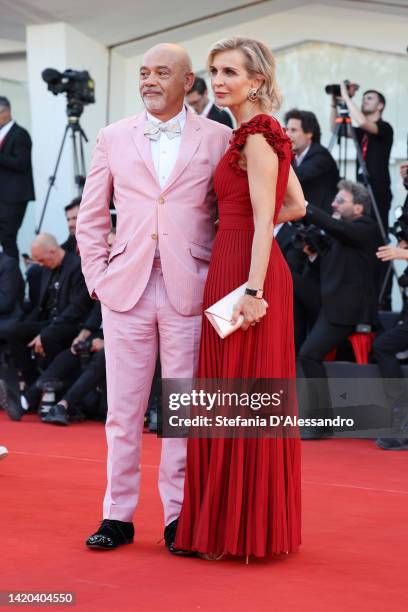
144,74,158,87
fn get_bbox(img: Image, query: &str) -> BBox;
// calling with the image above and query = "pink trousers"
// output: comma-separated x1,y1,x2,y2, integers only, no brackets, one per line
101,265,202,525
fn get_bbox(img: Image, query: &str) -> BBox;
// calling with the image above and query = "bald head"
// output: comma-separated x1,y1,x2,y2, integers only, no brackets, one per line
139,43,195,121
143,43,192,74
31,233,65,268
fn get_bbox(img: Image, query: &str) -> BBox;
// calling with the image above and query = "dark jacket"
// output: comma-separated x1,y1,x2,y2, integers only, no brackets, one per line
207,104,234,128
294,142,339,214
26,251,92,326
305,205,381,326
61,234,78,254
0,252,24,319
0,123,35,204
275,223,306,274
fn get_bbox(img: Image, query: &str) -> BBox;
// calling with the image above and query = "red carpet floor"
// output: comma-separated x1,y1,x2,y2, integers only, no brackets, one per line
1,412,407,612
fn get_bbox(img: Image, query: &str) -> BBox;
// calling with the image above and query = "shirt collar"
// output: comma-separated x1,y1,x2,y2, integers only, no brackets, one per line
146,105,186,129
201,100,213,117
296,144,311,165
0,120,15,137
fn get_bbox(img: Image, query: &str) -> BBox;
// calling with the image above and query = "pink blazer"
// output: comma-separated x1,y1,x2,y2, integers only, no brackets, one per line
76,109,231,315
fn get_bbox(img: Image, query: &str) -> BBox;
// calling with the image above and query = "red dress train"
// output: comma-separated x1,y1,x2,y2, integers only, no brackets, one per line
174,114,302,558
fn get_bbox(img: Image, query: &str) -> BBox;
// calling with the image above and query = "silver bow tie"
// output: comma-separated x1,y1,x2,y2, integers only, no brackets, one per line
143,120,181,141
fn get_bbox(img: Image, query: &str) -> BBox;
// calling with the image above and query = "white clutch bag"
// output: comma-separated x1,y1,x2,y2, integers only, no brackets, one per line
204,283,246,339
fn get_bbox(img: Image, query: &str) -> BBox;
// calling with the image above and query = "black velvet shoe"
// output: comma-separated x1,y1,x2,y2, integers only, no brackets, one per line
42,404,69,426
164,518,195,556
86,519,134,549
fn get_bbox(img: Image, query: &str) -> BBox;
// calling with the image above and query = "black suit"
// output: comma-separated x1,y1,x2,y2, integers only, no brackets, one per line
0,252,24,339
27,251,92,325
305,206,381,327
207,104,234,128
0,123,35,259
294,143,339,214
4,252,92,384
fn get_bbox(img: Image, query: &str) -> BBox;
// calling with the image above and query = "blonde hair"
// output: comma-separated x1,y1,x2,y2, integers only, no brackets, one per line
208,36,282,112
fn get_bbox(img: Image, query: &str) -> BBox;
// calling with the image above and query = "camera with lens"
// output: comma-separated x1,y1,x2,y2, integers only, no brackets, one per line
74,339,93,370
41,68,95,118
292,223,332,256
38,379,64,418
325,80,359,97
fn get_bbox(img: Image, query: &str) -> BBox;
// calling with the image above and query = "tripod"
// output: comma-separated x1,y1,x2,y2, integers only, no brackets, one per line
36,111,88,233
328,103,399,305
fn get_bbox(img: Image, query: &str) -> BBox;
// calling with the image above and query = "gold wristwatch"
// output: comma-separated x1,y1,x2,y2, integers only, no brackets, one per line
245,288,264,299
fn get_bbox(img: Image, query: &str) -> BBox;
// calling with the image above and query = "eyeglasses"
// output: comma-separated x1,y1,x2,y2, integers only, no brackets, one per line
334,196,353,205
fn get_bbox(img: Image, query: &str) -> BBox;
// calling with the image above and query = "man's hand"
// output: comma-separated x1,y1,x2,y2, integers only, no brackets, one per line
71,329,91,354
27,334,45,357
376,244,408,262
400,162,408,185
302,244,316,258
91,338,104,352
339,81,351,101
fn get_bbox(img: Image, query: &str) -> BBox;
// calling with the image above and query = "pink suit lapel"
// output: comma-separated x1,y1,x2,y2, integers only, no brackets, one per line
130,114,158,185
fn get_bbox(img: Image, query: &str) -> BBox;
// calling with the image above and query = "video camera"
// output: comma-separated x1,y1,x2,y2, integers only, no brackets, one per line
292,223,331,257
41,68,95,119
325,80,359,97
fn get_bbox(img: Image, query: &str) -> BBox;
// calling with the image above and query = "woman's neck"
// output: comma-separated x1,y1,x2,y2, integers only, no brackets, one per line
230,101,264,127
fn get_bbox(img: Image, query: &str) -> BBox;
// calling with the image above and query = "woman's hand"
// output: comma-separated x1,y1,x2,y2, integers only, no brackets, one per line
231,295,268,331
376,244,408,262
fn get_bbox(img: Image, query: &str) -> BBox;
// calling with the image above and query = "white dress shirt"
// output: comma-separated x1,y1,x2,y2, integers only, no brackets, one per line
145,106,186,188
201,100,213,118
295,144,311,167
0,119,15,145
145,107,186,257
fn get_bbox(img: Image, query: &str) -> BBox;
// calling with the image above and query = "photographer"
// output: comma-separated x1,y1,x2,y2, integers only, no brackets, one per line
372,169,408,450
2,233,92,420
330,84,393,231
35,302,105,426
285,109,339,214
299,180,381,437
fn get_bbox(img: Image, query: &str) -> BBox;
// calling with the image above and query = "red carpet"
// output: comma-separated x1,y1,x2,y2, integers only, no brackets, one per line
1,412,407,611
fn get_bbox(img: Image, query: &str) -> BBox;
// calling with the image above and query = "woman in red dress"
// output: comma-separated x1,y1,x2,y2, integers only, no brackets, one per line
174,37,305,559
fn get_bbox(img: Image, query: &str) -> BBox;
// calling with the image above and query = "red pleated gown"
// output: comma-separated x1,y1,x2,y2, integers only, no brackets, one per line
174,114,302,558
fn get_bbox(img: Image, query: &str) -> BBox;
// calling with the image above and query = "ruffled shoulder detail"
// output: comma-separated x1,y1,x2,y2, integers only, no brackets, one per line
228,114,294,176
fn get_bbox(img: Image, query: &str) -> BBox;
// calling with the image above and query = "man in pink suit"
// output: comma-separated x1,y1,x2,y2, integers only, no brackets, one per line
76,43,231,551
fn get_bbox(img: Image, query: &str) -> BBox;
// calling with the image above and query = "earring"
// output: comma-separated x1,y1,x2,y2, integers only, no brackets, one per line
247,88,258,102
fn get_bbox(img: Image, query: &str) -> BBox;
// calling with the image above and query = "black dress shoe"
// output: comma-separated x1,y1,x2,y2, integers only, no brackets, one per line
86,519,134,549
164,518,195,556
42,404,69,426
0,380,24,421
